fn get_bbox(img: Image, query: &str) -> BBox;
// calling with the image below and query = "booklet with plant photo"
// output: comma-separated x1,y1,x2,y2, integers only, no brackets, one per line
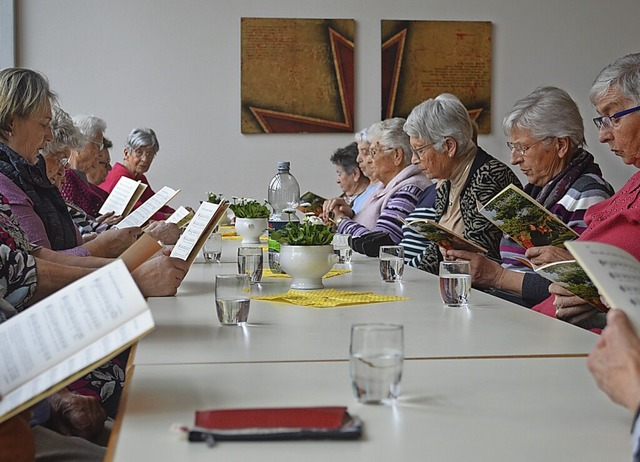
478,184,578,249
299,191,326,216
399,217,488,253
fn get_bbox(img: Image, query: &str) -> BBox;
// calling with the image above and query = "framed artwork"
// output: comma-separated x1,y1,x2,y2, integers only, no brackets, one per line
241,18,355,134
382,20,492,133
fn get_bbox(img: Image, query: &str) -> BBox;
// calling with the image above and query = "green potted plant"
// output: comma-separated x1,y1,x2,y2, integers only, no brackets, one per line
229,197,270,244
270,215,338,289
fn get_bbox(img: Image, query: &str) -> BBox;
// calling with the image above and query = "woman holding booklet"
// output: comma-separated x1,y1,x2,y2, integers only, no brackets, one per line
403,93,520,274
533,53,640,330
99,127,175,221
446,86,613,308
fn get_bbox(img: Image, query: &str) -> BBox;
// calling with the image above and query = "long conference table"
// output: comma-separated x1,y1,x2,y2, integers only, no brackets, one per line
106,240,631,461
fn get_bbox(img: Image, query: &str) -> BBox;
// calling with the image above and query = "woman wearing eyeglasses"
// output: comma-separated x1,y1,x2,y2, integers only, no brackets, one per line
446,86,613,308
99,127,175,220
530,53,640,330
403,93,521,274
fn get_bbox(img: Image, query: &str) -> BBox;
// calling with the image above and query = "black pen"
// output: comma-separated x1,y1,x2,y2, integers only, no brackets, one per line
188,429,217,447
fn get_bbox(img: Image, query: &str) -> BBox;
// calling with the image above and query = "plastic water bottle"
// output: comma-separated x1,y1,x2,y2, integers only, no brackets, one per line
268,161,300,272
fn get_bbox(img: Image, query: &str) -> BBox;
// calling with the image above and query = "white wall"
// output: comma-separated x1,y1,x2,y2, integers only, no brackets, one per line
16,0,640,209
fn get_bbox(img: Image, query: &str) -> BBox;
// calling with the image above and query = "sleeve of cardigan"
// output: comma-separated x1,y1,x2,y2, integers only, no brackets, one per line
521,272,553,307
338,184,423,243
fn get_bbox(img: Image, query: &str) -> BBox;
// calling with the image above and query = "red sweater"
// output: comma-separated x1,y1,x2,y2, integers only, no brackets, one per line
533,170,640,319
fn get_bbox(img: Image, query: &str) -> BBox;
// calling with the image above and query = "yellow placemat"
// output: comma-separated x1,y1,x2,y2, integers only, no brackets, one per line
252,289,410,308
262,268,351,279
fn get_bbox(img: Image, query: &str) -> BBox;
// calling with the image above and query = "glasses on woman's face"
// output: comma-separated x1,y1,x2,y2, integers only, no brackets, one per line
506,137,548,156
90,140,104,151
593,104,640,130
368,145,395,158
132,148,156,159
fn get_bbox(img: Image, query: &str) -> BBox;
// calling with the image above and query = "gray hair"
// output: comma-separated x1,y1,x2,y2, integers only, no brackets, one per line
503,86,585,151
403,93,475,158
354,128,370,144
43,106,85,156
126,127,160,153
590,53,640,106
368,117,412,163
330,142,361,174
72,114,107,142
0,68,57,139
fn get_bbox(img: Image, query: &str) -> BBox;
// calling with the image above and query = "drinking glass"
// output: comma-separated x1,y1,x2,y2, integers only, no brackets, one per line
349,324,404,404
379,246,404,282
332,233,353,264
202,232,222,263
439,260,471,307
214,274,251,325
237,247,264,284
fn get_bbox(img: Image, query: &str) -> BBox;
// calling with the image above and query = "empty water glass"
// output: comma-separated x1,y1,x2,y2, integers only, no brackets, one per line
379,246,404,282
237,246,264,284
439,260,471,307
349,323,404,404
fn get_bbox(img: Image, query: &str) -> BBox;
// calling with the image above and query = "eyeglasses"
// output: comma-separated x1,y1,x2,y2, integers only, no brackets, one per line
90,140,104,151
57,157,68,167
593,104,640,130
368,145,395,158
410,141,438,156
133,148,156,159
506,137,548,156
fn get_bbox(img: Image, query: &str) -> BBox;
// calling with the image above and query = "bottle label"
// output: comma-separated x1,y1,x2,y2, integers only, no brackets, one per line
267,221,287,273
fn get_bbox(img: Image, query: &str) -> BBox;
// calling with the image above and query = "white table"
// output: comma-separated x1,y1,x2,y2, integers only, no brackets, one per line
108,357,629,461
134,258,598,365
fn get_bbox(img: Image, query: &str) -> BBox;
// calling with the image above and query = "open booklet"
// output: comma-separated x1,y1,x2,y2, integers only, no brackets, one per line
170,200,230,265
166,206,195,229
400,217,488,253
563,242,640,327
299,191,326,216
99,176,147,217
478,184,578,249
115,186,181,229
0,260,154,424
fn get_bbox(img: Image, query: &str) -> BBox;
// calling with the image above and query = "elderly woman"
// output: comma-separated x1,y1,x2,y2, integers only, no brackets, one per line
530,53,640,329
0,72,140,257
60,115,112,219
329,141,370,213
100,127,175,220
325,118,431,251
404,93,521,274
446,87,613,307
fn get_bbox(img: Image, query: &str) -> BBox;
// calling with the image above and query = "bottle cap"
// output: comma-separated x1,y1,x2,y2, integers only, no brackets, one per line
277,161,290,171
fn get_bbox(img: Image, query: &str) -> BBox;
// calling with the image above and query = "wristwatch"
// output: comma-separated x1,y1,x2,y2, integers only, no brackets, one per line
336,215,349,226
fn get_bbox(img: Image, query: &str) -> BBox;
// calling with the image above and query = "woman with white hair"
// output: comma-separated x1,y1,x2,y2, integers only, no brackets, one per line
446,87,613,307
404,93,521,274
100,127,175,220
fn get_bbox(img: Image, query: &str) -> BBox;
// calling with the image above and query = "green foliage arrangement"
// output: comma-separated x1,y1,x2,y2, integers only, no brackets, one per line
229,197,271,219
270,216,335,246
206,192,225,204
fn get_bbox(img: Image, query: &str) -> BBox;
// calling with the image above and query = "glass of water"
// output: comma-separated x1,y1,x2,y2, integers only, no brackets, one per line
202,232,222,263
332,233,353,264
214,274,251,325
237,247,264,284
439,260,471,307
379,246,404,282
349,324,404,404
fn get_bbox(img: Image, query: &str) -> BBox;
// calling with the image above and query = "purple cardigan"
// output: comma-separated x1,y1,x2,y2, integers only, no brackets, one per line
0,173,88,256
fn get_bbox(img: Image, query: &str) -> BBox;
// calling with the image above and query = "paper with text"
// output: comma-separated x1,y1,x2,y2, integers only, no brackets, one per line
0,260,153,423
116,186,180,229
98,177,147,216
170,201,228,264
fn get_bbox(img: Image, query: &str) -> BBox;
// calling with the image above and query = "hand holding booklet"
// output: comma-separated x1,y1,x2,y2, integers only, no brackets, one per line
400,217,488,253
0,260,154,424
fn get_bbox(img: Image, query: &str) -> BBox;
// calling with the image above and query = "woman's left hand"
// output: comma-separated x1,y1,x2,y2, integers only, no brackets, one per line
525,246,572,266
549,283,599,324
